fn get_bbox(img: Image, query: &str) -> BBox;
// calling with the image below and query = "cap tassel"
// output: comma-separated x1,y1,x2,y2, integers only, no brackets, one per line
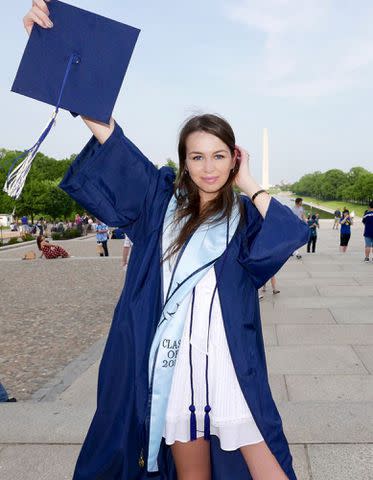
3,112,58,199
188,288,197,441
189,405,197,441
204,405,211,440
3,52,80,200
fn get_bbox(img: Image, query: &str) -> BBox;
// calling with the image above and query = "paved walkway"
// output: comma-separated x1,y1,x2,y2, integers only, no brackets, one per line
0,221,372,479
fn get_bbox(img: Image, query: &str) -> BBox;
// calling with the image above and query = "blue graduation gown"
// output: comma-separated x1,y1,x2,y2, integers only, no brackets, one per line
59,121,309,480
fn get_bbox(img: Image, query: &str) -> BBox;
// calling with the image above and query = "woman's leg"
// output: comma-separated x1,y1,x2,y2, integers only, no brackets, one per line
240,441,289,480
340,235,344,252
307,240,311,252
345,234,351,251
171,438,211,480
312,237,316,252
56,246,69,258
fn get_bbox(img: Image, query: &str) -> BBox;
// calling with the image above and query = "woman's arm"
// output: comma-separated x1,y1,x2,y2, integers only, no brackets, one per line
238,198,310,289
234,145,309,289
81,116,115,145
234,146,270,218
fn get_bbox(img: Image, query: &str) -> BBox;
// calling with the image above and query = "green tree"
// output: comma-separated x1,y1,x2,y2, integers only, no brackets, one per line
165,158,178,175
0,149,77,220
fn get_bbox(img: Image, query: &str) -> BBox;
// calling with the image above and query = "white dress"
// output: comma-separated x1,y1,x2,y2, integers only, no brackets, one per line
162,265,264,449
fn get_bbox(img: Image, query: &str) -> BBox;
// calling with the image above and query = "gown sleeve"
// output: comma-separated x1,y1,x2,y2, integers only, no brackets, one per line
59,120,174,241
237,196,309,289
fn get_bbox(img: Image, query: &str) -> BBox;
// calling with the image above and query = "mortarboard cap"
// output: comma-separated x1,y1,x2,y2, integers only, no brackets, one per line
4,0,140,199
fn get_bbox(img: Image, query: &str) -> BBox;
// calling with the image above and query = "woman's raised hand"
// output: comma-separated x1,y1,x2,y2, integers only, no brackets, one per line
233,145,271,217
233,145,252,191
23,0,53,36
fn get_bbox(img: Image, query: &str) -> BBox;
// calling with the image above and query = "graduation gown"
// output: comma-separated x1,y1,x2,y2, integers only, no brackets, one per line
59,121,309,480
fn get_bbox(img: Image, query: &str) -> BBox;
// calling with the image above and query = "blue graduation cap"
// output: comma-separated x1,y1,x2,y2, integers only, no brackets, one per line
4,0,140,199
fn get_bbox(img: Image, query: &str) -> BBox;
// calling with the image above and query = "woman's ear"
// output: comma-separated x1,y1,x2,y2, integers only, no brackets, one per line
233,147,241,170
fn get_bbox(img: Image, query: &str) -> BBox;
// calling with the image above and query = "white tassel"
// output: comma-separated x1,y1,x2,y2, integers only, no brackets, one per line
3,110,58,200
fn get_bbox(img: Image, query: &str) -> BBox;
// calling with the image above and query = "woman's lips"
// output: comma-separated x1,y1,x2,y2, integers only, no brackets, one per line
202,176,219,184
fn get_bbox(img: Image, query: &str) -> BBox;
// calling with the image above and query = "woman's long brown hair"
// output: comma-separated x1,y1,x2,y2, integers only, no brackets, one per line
163,114,245,263
36,235,44,251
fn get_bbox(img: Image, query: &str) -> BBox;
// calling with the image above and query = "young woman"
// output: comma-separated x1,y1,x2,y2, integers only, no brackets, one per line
24,4,309,480
339,209,353,253
36,235,70,259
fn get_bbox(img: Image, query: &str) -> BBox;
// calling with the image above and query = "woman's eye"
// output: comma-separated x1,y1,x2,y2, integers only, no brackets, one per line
215,154,224,160
192,155,203,161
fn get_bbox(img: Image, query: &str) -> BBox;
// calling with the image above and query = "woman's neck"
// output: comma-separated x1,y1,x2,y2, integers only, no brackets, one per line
199,191,218,213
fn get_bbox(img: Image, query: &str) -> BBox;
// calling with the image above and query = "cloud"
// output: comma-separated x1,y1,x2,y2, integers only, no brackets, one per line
224,0,373,97
228,0,326,34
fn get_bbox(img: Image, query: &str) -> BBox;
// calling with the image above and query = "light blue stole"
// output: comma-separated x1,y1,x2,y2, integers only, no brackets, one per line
147,193,240,472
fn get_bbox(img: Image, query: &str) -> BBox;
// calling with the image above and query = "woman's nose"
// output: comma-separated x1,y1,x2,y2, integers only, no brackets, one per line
202,158,215,173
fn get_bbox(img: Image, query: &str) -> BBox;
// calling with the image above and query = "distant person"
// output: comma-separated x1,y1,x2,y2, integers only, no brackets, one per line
36,218,44,235
339,209,353,252
81,213,89,236
333,209,341,229
261,276,280,295
88,217,94,233
20,215,29,234
291,197,306,259
96,220,109,257
122,235,133,271
75,213,83,233
307,214,319,253
56,220,64,233
37,235,70,259
362,201,373,262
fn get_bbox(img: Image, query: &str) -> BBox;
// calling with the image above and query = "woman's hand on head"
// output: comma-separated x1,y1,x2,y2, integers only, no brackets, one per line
24,0,53,36
233,145,252,191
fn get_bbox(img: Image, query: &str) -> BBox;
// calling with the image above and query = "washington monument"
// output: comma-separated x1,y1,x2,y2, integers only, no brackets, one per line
262,128,269,190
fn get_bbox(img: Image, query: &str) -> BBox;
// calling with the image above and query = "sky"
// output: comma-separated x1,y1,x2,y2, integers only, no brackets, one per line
1,0,373,184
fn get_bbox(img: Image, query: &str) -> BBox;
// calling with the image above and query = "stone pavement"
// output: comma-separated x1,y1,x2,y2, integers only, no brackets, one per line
0,235,124,401
0,221,372,479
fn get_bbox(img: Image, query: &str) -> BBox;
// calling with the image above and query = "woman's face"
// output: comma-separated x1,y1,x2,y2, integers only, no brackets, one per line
185,131,236,202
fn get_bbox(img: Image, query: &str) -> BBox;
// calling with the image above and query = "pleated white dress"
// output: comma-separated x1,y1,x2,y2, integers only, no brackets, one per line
162,265,264,449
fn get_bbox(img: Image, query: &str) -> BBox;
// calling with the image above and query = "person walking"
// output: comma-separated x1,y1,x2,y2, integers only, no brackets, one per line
307,214,319,253
339,209,353,252
81,213,89,236
291,197,306,259
333,209,341,229
96,220,109,257
262,276,280,295
362,201,373,261
20,215,29,234
75,213,83,234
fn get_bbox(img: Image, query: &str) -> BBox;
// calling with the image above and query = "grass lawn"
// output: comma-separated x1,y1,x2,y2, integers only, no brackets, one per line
290,195,368,217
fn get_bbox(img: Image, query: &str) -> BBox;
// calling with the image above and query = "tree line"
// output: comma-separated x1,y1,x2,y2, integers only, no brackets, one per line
0,149,80,222
290,167,373,204
3,148,370,221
